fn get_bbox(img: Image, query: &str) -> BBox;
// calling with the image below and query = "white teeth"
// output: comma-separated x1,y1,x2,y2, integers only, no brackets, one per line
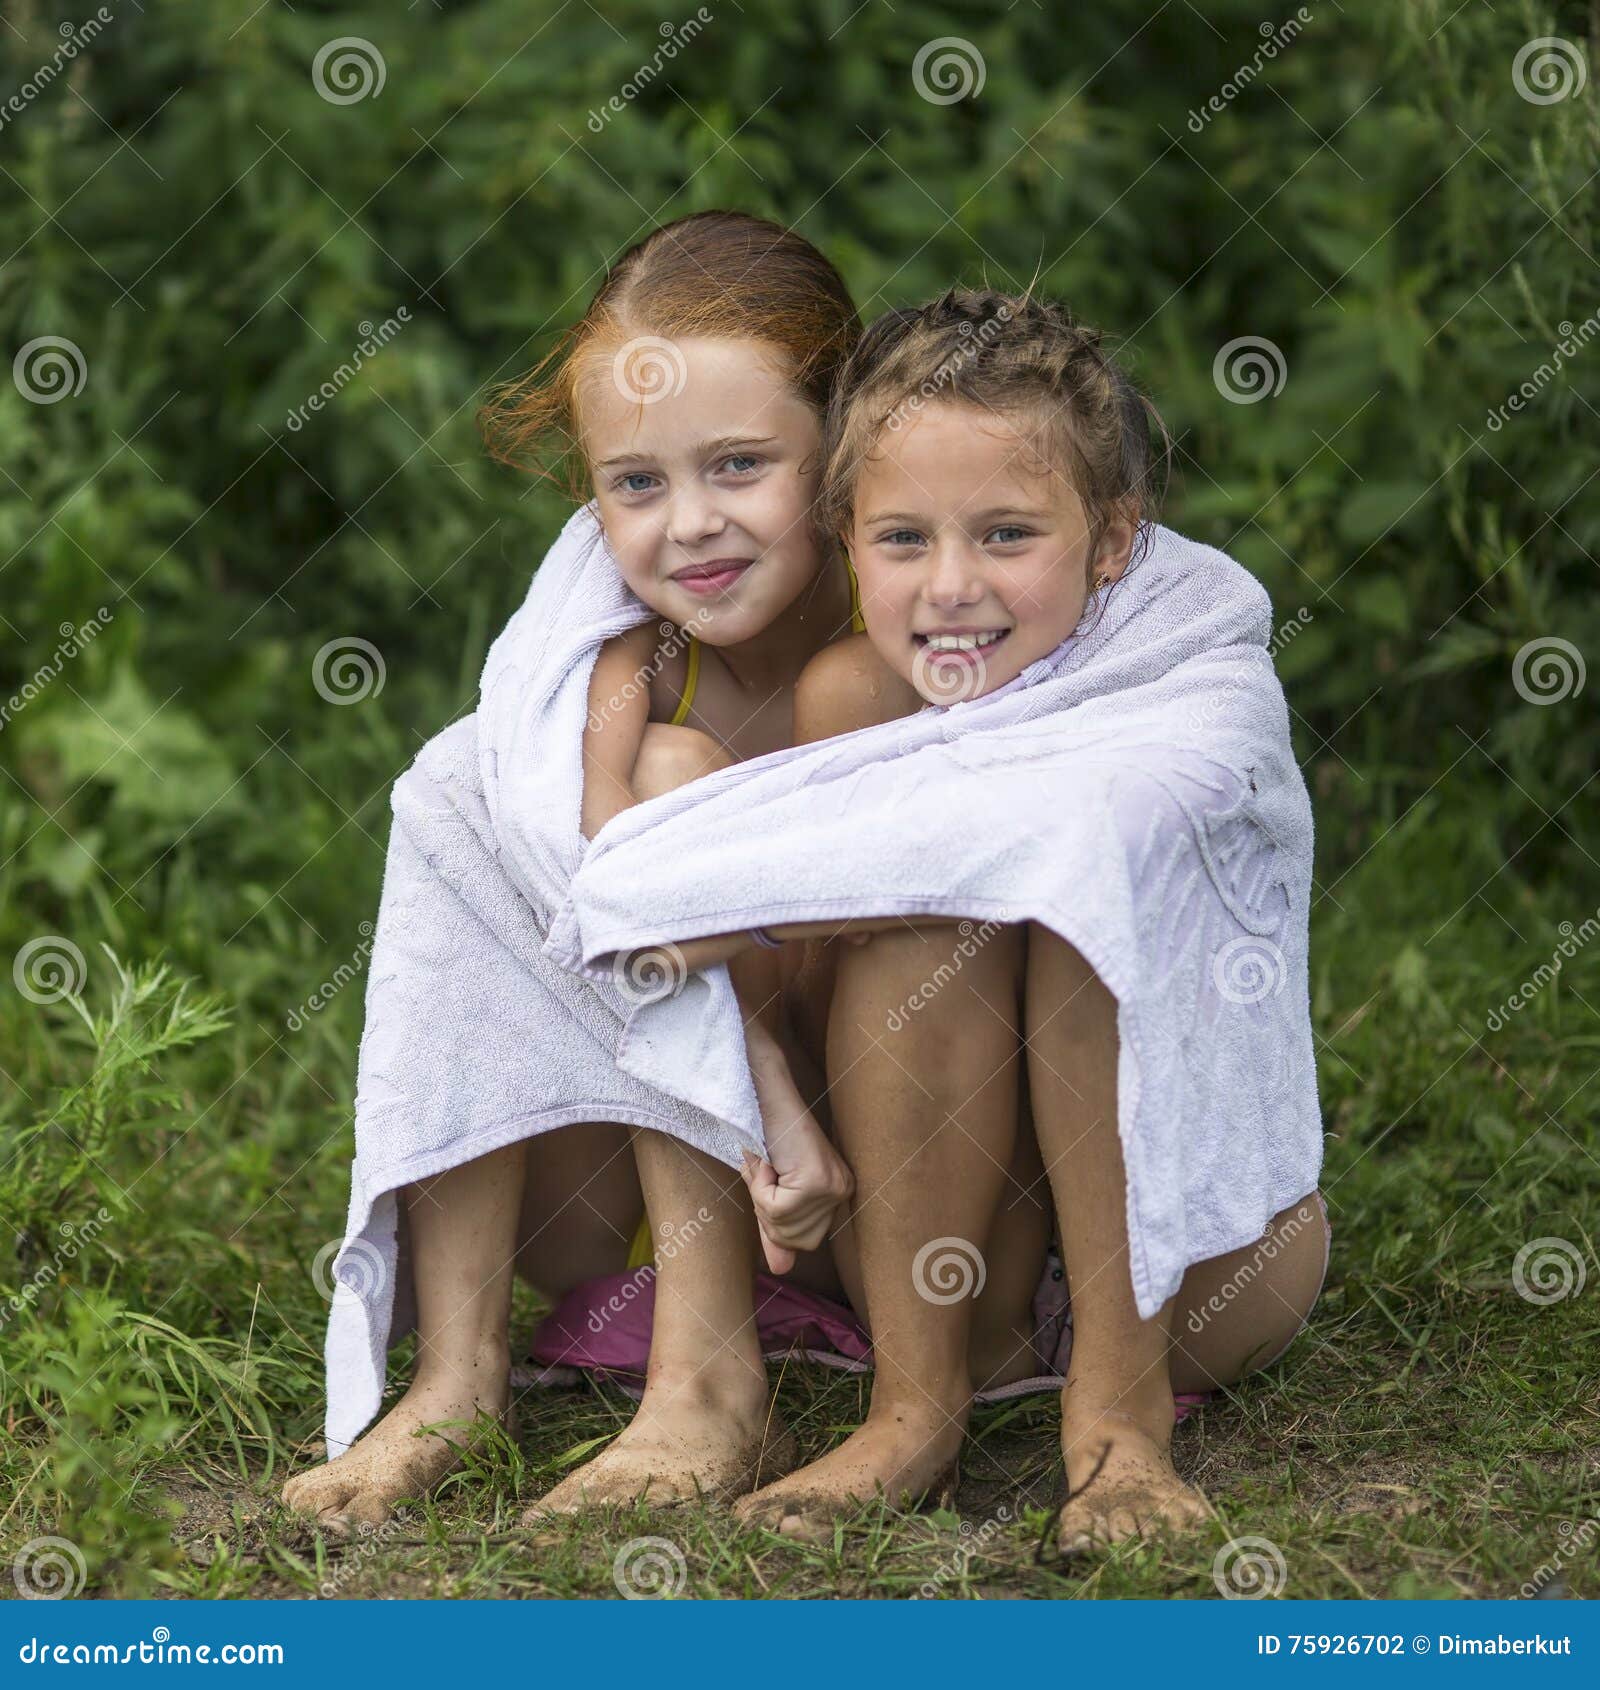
922,631,1006,651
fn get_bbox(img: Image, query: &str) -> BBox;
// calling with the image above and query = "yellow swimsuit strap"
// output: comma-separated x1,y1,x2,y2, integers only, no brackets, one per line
669,558,864,729
845,552,866,633
668,632,701,728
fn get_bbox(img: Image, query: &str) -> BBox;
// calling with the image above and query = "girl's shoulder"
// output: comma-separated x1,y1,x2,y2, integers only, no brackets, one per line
590,621,692,728
795,632,924,743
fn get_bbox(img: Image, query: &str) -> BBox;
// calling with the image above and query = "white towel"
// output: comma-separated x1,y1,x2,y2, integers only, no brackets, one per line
545,523,1325,1322
322,504,758,1456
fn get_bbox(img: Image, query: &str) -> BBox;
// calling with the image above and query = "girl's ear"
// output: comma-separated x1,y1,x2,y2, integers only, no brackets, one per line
1091,506,1139,586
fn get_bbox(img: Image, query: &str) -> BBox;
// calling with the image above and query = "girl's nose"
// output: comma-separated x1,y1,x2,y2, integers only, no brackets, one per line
922,539,986,607
664,485,727,549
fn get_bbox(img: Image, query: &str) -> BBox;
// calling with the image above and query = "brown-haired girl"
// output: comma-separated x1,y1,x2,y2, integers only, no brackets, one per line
281,210,870,1532
650,287,1331,1549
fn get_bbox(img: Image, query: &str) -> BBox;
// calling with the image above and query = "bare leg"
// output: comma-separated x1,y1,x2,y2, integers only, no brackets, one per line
529,1128,796,1514
283,727,749,1532
1023,925,1327,1552
784,932,1050,1386
280,1142,526,1535
736,921,1032,1538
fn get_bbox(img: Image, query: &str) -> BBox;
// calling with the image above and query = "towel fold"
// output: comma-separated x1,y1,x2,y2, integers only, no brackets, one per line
545,524,1325,1322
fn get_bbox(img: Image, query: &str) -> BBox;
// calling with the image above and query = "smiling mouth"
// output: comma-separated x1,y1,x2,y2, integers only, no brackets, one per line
913,629,1011,653
672,557,753,584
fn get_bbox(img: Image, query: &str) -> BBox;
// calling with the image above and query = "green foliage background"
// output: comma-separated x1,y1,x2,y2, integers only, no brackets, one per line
0,0,1595,1596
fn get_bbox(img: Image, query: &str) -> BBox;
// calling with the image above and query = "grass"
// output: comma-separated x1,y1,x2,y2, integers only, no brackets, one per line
1,785,1596,1600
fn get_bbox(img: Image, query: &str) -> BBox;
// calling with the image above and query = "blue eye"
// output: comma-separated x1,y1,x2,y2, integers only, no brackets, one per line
989,525,1029,545
881,529,922,547
720,453,761,475
617,472,656,494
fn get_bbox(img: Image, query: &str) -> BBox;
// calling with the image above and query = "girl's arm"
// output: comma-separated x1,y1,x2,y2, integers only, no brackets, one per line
580,623,670,841
653,632,958,971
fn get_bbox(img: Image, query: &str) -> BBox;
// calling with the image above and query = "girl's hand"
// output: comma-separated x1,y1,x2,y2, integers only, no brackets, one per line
740,1018,855,1273
740,1133,854,1275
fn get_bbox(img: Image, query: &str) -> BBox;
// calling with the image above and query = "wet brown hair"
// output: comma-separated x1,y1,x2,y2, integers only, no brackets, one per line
478,211,861,498
819,286,1170,576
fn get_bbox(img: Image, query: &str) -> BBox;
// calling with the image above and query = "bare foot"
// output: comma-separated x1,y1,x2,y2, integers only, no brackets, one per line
1055,1408,1213,1554
733,1409,963,1542
526,1377,794,1518
280,1364,511,1539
